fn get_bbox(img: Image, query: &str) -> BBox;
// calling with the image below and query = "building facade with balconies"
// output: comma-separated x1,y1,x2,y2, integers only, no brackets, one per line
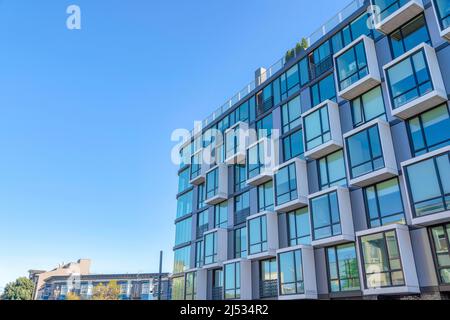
172,0,450,300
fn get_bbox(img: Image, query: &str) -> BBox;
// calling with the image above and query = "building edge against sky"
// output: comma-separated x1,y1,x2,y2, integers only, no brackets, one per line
173,0,450,300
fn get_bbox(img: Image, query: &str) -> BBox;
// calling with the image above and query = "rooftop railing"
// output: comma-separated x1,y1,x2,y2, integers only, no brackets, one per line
190,0,367,136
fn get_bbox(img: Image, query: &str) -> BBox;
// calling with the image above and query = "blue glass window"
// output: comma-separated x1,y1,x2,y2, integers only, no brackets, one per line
281,96,302,133
287,207,311,246
283,130,304,162
204,232,218,265
197,210,208,238
177,191,193,219
372,0,411,21
234,164,247,192
173,245,191,273
278,249,304,296
336,40,369,91
430,224,450,284
434,0,450,30
248,215,268,255
178,168,191,193
175,217,192,246
198,183,206,210
386,49,433,109
346,125,385,179
258,181,274,212
389,15,430,59
407,104,450,157
311,74,337,107
351,86,386,128
256,113,273,139
206,167,219,199
304,104,331,151
234,191,250,225
234,227,247,259
224,262,241,300
309,41,333,80
318,150,347,190
327,244,361,292
214,202,228,228
275,163,298,206
248,141,265,180
311,191,342,240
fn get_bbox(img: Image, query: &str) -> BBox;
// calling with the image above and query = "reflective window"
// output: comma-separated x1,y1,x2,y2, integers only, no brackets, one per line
346,125,385,179
234,191,250,225
248,141,265,180
386,49,433,109
195,241,204,268
177,191,193,219
299,57,310,86
283,129,304,162
234,164,247,192
171,276,185,300
206,168,219,199
304,104,331,151
372,0,411,21
184,272,197,301
281,96,302,134
407,104,450,157
288,208,311,246
390,15,430,59
214,202,228,228
258,181,274,212
256,113,273,139
278,250,304,296
212,269,223,300
327,243,361,292
405,152,450,217
175,217,192,246
430,224,450,284
360,230,405,288
275,64,301,103
256,84,273,116
180,143,192,169
434,0,450,30
364,178,406,228
311,191,342,240
260,258,278,298
275,163,298,206
311,74,337,107
234,227,247,259
336,40,368,91
318,150,347,190
332,13,375,53
197,183,206,210
351,86,386,128
178,168,191,193
225,124,242,160
174,245,191,274
224,263,241,300
204,232,218,265
197,210,208,238
248,215,268,255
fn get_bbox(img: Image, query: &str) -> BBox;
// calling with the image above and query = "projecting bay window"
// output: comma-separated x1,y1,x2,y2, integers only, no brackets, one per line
205,164,228,205
247,212,279,259
389,14,430,59
234,191,250,225
303,100,343,159
344,119,398,187
203,229,228,268
326,243,361,294
247,139,276,186
190,149,206,185
225,122,252,165
432,0,450,40
274,159,308,212
370,0,424,34
334,36,381,100
402,147,450,226
309,187,355,247
384,44,447,119
429,223,450,285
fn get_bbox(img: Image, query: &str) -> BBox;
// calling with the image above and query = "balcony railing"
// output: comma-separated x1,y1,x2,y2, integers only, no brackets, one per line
197,225,209,239
260,280,278,298
309,55,334,80
212,287,223,300
188,0,366,137
235,209,250,225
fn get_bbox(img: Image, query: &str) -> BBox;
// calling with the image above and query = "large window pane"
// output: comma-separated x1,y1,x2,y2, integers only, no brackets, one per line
434,0,450,30
351,86,386,128
174,246,191,274
281,96,302,133
275,163,298,206
177,191,193,219
175,217,192,246
318,150,347,190
311,192,342,240
430,224,450,284
278,250,304,296
327,244,360,292
336,41,368,91
390,15,430,59
249,215,268,255
283,130,304,161
258,181,274,212
288,208,311,246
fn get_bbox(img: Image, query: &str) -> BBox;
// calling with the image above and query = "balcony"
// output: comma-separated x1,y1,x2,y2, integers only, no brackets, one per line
189,149,208,185
431,0,450,41
247,211,279,260
303,100,343,160
223,259,252,300
309,187,355,247
212,287,223,301
277,245,318,300
401,146,450,226
356,224,420,296
205,164,228,205
370,0,424,35
384,43,447,120
246,138,277,187
225,122,254,165
334,35,381,100
274,158,309,212
203,229,228,269
344,118,398,187
259,280,278,299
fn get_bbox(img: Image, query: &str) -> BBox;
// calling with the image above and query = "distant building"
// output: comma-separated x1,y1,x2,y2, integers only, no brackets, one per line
29,259,171,300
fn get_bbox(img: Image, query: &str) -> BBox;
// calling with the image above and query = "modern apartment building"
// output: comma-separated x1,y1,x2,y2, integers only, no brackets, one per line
172,0,450,300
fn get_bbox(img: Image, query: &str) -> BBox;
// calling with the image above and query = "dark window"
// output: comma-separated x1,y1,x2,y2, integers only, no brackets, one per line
197,210,208,239
204,232,218,265
206,168,219,199
195,241,204,268
234,191,250,225
260,258,278,298
256,85,273,116
309,41,333,80
212,269,223,300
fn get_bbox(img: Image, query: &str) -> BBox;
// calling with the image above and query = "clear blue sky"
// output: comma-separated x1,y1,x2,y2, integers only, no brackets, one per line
0,0,350,288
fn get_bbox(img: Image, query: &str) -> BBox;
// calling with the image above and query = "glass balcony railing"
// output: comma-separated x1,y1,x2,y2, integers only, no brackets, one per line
189,0,366,136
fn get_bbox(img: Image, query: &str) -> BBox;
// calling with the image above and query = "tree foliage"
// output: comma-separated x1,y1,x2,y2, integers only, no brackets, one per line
92,281,121,300
2,277,35,300
66,292,81,300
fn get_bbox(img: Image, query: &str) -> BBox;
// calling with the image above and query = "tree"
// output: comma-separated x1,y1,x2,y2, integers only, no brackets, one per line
66,292,81,300
92,281,121,300
300,37,309,50
2,277,35,300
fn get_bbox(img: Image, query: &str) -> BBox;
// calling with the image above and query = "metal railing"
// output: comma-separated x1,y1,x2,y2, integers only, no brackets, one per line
212,287,223,300
260,280,278,298
189,0,367,135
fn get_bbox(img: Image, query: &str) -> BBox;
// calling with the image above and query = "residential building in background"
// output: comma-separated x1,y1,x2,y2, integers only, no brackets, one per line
29,259,171,300
172,0,450,300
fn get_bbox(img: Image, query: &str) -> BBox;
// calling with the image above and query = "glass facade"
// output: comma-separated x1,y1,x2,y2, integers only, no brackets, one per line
346,125,384,179
278,249,304,296
318,150,347,190
386,49,433,109
405,152,450,217
364,178,406,228
372,0,411,21
407,104,450,157
287,208,311,246
275,163,298,206
174,246,191,274
311,191,342,240
304,104,331,152
177,191,193,219
224,263,241,300
327,243,361,292
175,217,192,246
360,230,405,288
336,40,369,91
248,215,268,255
178,168,191,193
